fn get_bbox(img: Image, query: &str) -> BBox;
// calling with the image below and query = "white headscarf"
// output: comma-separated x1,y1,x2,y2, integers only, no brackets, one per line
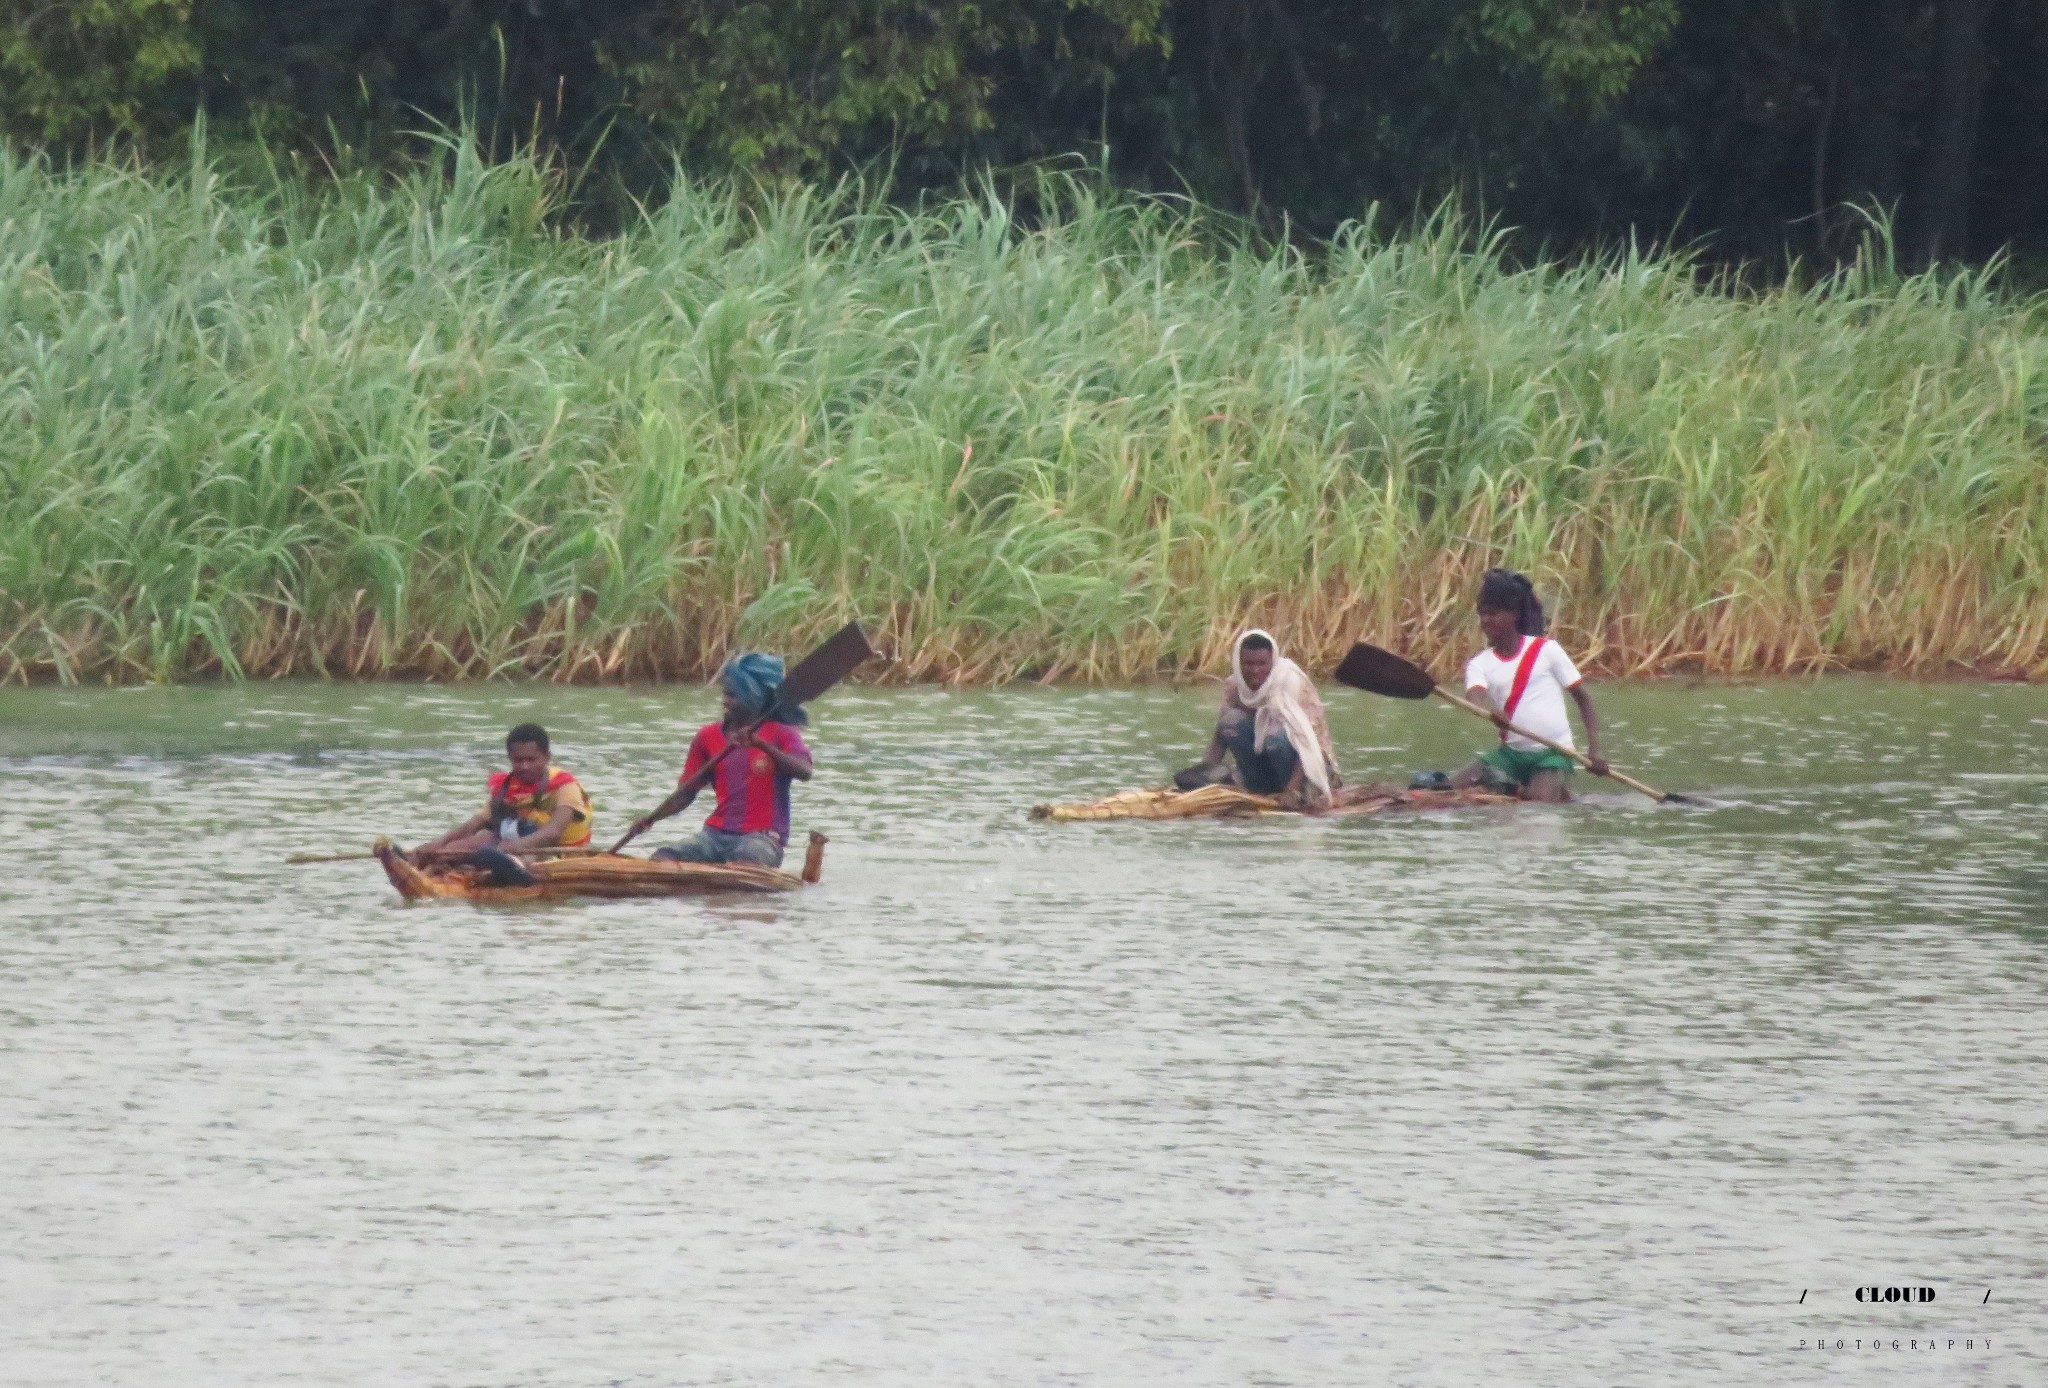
1223,629,1339,801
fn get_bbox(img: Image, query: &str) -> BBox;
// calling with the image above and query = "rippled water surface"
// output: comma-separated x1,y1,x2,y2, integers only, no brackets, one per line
3,678,2044,1385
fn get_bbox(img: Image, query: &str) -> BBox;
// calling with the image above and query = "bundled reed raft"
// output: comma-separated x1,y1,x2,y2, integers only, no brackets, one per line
1029,783,1517,822
373,832,825,902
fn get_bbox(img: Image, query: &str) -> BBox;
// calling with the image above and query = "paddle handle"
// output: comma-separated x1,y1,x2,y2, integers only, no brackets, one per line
611,739,746,853
289,845,605,865
1430,688,1674,803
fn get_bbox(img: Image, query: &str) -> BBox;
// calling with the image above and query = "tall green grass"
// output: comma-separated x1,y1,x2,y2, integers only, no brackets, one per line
2,138,2044,685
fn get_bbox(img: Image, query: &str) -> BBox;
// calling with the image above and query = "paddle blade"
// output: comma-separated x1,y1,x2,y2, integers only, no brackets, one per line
1332,642,1438,700
775,622,877,711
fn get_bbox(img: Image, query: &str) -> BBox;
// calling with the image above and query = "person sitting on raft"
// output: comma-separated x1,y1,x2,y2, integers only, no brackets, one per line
1448,569,1609,803
624,651,814,867
409,723,593,867
1180,629,1341,808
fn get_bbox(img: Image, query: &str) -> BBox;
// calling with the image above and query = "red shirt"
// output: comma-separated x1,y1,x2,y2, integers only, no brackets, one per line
684,721,810,842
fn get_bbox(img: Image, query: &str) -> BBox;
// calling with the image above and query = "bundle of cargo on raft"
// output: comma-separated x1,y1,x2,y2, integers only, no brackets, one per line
372,831,826,902
1028,783,1517,822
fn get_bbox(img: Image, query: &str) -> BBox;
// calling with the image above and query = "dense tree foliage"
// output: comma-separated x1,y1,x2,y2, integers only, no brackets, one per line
0,0,2036,265
0,0,196,141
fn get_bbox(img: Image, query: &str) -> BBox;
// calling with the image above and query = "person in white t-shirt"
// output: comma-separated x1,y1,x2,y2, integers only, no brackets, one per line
1449,570,1609,803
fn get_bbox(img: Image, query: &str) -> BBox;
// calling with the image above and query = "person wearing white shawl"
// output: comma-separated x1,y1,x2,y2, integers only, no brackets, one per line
1188,630,1341,806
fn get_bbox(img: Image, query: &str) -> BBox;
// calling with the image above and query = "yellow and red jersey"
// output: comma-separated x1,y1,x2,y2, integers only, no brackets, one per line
485,765,592,846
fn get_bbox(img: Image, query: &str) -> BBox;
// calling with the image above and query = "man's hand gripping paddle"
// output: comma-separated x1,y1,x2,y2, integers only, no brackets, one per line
1332,641,1699,805
608,622,879,854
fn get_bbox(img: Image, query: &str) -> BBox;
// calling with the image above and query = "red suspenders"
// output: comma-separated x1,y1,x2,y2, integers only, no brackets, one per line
1499,637,1545,742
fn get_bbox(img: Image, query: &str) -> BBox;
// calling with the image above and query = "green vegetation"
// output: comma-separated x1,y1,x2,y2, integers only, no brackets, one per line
2,143,2044,685
0,1,2036,268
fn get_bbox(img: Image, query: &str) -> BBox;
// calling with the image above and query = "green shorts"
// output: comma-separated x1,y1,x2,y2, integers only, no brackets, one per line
1478,743,1576,787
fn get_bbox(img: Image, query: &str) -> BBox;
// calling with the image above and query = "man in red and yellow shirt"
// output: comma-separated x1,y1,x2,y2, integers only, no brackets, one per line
624,653,813,867
412,723,593,864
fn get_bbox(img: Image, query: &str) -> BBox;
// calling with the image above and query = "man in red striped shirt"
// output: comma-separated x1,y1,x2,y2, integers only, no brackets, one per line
626,652,814,867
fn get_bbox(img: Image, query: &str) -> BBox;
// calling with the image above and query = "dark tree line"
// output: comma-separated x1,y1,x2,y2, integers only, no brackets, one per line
3,0,2039,265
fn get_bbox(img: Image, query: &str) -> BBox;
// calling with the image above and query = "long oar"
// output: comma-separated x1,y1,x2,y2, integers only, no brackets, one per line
609,621,878,854
1333,640,1699,805
287,845,607,865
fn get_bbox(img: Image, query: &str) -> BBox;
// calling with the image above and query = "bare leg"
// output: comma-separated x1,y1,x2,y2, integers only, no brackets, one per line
1448,761,1489,789
1522,768,1571,803
1276,761,1308,808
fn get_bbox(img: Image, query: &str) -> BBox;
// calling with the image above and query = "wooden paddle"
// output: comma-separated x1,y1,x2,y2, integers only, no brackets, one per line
1332,640,1698,805
287,845,605,865
609,621,878,854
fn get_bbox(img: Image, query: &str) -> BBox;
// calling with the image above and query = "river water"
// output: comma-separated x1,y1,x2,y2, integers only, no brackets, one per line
1,678,2043,1385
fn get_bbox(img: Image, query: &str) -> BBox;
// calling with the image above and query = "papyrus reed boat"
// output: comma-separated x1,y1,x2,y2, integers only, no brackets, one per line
1029,783,1516,822
373,831,826,902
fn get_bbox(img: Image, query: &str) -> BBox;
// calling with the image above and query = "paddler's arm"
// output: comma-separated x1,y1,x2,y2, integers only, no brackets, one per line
501,803,576,857
1202,689,1240,765
624,782,702,841
413,809,492,857
1567,681,1610,776
1472,683,1511,732
732,725,812,780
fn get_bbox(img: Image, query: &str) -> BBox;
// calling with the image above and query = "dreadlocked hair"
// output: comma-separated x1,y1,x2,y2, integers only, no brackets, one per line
1476,568,1547,637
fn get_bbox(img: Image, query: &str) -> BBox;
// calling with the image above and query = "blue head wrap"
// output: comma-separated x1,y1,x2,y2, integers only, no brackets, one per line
719,650,806,724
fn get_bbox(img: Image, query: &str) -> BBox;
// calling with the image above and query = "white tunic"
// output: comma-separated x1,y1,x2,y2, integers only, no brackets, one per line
1464,636,1583,752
